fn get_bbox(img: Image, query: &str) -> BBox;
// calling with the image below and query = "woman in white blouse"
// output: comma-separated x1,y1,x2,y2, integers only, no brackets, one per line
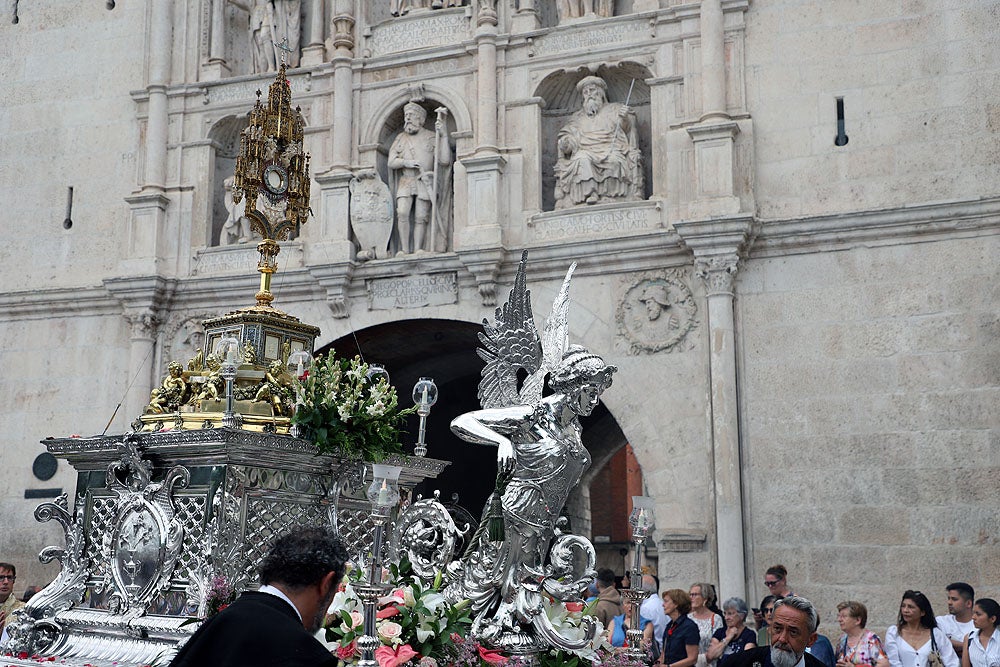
885,590,959,667
961,598,1000,667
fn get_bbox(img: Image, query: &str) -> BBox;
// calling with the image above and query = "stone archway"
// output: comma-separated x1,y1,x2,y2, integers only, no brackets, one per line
319,318,633,545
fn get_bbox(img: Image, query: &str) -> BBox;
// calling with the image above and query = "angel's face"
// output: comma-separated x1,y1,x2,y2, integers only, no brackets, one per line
570,379,607,416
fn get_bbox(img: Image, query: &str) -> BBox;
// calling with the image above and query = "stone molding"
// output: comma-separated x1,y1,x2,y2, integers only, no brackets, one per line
4,197,995,322
752,195,1000,257
673,214,755,294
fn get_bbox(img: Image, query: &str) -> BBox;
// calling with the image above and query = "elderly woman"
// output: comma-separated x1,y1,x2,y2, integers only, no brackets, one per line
689,583,723,667
660,589,701,667
835,601,887,667
707,597,757,667
885,590,959,667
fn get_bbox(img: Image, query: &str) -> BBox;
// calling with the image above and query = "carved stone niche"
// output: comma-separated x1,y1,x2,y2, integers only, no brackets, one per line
363,98,457,257
536,63,653,212
208,115,253,247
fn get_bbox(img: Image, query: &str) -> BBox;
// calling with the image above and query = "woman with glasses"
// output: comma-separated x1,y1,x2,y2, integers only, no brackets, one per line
755,566,793,629
690,584,724,667
835,601,887,667
885,590,959,667
756,595,779,646
706,597,757,667
961,598,1000,667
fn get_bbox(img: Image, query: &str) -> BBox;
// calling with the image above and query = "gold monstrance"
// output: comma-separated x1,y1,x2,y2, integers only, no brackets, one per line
137,62,320,433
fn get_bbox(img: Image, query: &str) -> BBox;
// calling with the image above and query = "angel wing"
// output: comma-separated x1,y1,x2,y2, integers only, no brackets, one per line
518,262,575,405
477,251,543,409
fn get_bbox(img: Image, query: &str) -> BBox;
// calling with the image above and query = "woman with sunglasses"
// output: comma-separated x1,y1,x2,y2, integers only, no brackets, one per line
886,590,959,667
961,598,1000,667
756,595,779,646
755,566,793,629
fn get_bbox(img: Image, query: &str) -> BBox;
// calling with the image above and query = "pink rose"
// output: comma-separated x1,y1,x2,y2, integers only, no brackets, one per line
378,621,403,642
349,610,364,629
565,602,584,613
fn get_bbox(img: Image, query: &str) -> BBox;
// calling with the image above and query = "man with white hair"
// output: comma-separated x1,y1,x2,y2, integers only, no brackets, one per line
723,596,825,667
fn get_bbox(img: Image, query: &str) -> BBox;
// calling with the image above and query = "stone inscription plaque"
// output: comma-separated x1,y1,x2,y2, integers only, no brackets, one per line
366,12,468,56
529,203,661,242
532,21,649,56
367,273,458,310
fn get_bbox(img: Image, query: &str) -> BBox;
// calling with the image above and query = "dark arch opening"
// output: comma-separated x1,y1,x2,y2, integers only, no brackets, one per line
320,318,631,539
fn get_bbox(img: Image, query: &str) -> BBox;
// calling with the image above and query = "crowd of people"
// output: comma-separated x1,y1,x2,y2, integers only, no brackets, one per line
3,546,998,667
591,564,1000,667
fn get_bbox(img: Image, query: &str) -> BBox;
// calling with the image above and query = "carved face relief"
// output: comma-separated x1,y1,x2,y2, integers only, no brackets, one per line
617,273,699,354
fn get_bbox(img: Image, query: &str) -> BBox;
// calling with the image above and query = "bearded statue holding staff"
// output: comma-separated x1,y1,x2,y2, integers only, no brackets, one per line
554,75,643,209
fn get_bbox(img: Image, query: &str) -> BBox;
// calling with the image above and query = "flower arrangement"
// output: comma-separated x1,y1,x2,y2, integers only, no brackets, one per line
323,559,643,667
326,559,479,667
291,353,415,461
203,574,237,618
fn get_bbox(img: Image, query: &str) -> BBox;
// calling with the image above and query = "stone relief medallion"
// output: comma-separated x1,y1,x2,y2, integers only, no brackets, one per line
349,170,394,260
162,314,214,370
616,271,698,354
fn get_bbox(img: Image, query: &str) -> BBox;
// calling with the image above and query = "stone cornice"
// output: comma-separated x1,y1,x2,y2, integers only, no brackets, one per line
751,196,1000,257
0,286,121,322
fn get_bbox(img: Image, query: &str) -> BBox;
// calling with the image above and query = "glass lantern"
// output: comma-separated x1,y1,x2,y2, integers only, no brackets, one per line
287,350,313,380
366,464,402,515
412,377,438,417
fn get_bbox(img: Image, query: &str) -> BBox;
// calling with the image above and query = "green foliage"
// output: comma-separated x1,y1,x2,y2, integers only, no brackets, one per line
290,353,415,461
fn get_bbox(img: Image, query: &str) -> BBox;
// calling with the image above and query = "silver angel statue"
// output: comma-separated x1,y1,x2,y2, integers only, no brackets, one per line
445,251,617,654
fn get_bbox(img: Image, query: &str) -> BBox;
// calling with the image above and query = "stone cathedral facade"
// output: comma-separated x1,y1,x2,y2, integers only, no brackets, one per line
1,0,997,631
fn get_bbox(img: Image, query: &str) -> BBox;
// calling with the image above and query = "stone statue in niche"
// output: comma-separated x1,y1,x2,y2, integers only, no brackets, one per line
229,0,301,73
349,170,394,261
220,176,255,245
554,75,643,209
388,102,453,254
391,0,467,16
556,0,613,21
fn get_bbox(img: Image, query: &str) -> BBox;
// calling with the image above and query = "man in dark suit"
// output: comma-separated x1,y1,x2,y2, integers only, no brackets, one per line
170,526,347,667
723,596,826,667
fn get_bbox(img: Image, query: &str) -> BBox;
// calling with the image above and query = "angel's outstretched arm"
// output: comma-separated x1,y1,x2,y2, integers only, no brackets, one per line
450,405,534,466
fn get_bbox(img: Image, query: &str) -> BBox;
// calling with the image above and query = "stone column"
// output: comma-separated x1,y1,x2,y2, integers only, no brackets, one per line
300,0,326,66
145,0,172,190
104,276,177,429
124,309,161,425
476,4,499,154
673,217,754,601
700,0,726,120
330,0,355,169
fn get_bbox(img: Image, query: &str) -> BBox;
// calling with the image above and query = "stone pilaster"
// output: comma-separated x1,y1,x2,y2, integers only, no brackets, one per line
201,0,231,80
510,0,540,32
673,216,754,601
300,0,326,66
104,276,177,428
144,0,172,191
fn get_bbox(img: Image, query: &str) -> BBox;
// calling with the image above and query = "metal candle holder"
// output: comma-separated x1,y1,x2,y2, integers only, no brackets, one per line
623,495,656,662
356,464,403,666
411,377,438,457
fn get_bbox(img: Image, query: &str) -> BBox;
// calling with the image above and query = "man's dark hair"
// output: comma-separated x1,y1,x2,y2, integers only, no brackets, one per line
258,527,347,590
596,568,616,587
0,563,16,576
946,582,974,602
